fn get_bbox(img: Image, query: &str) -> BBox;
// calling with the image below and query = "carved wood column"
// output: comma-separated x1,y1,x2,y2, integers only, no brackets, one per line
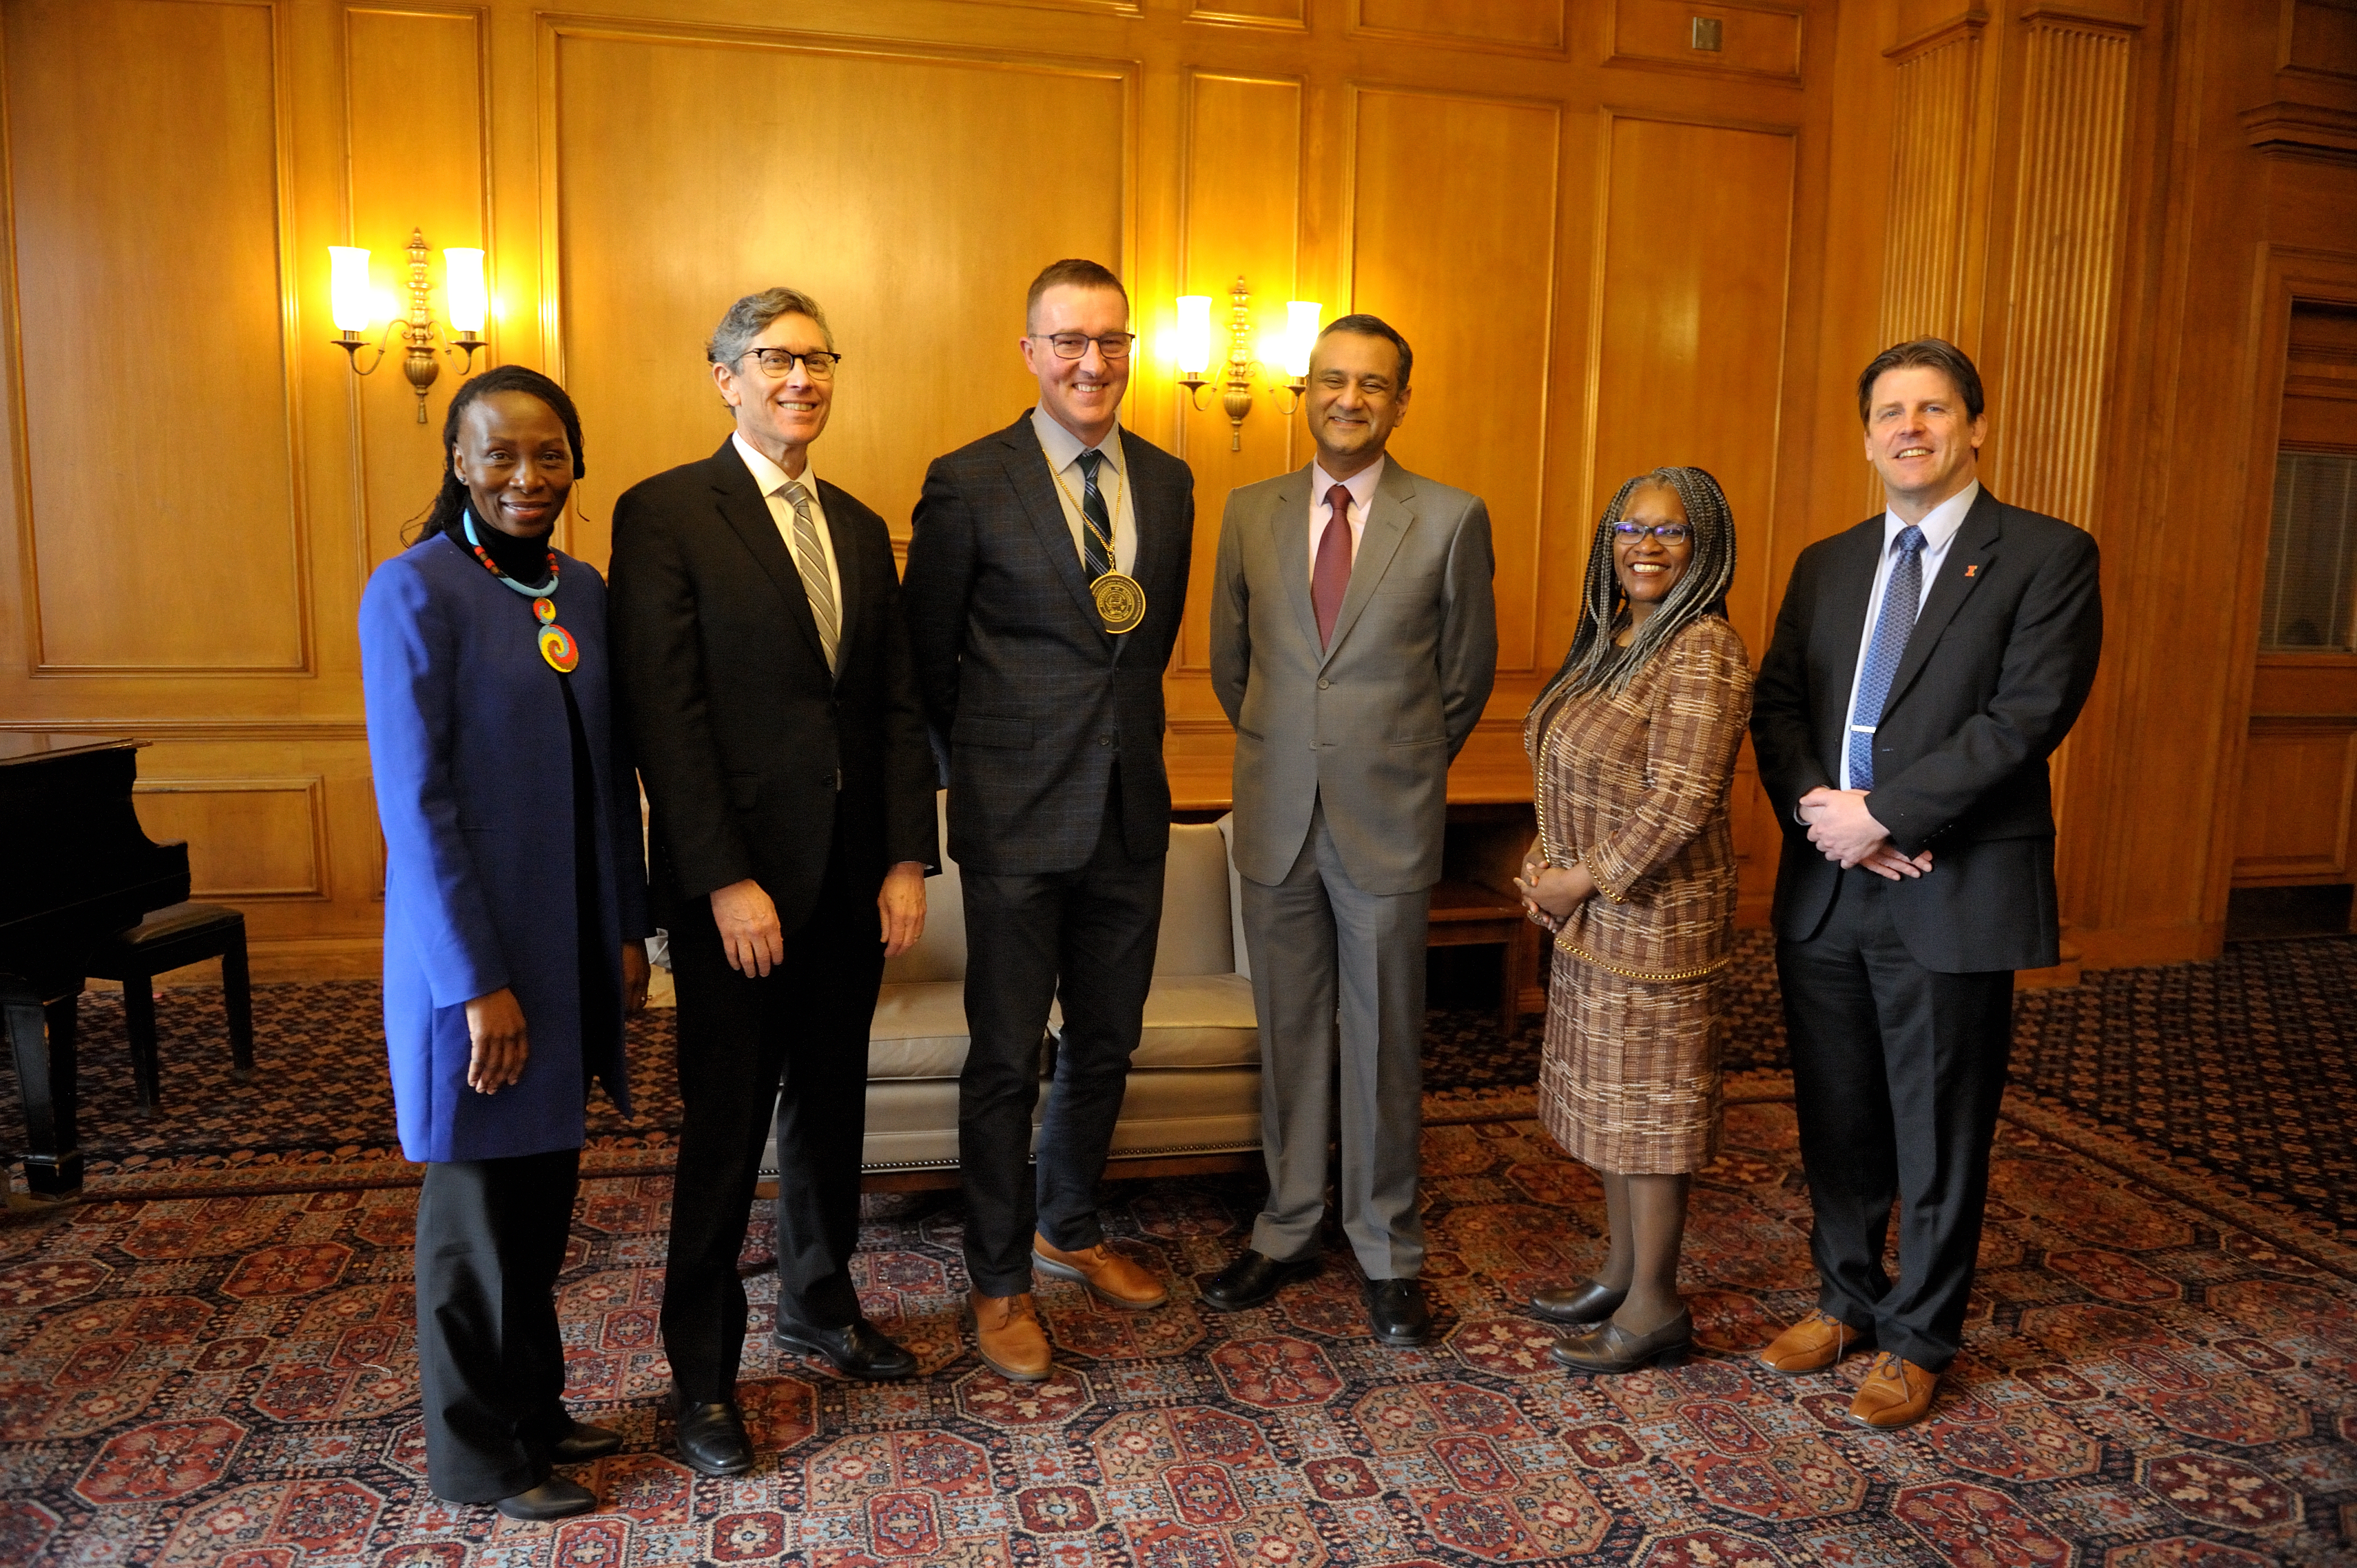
1992,5,2142,526
1879,12,1987,348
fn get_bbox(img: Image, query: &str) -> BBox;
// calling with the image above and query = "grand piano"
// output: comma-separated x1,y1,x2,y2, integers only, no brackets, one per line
0,735,189,1198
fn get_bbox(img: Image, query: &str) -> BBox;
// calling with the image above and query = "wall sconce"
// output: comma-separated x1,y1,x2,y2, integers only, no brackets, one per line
1274,299,1321,413
328,228,488,422
1174,280,1322,451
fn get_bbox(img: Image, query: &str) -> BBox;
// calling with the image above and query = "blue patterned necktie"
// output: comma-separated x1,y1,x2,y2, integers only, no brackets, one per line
1075,450,1114,579
1847,524,1926,790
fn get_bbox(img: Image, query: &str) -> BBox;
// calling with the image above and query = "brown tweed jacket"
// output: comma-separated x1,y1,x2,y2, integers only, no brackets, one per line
1525,615,1753,984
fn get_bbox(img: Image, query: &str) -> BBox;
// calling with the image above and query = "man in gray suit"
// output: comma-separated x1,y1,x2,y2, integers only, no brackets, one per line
1202,314,1496,1344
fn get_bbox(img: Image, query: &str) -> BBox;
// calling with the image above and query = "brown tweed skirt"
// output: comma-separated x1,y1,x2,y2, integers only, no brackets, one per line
1538,946,1724,1175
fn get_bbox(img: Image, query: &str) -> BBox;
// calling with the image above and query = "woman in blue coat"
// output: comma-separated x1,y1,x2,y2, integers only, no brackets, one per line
360,365,651,1521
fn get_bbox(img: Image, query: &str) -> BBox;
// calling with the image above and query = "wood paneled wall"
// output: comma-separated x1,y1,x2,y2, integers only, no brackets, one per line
1,0,2351,978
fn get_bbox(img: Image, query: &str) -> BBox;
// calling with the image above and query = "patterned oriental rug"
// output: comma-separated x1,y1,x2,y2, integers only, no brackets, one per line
3,938,2356,1565
4,1094,2357,1564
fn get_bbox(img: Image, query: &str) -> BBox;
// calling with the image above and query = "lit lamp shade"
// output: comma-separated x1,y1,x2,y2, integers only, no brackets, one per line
1174,295,1213,375
328,246,372,333
1284,301,1322,378
443,248,487,335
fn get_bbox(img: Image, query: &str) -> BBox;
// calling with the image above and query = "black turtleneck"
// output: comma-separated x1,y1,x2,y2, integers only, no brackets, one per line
453,512,555,589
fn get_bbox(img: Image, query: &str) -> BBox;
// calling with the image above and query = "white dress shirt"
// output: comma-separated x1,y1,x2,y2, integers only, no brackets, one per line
1308,455,1385,579
1838,478,1979,790
1030,406,1138,576
733,432,843,637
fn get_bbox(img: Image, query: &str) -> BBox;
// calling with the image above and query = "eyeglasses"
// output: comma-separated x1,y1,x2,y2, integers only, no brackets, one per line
740,348,842,380
1612,522,1693,544
1030,332,1136,361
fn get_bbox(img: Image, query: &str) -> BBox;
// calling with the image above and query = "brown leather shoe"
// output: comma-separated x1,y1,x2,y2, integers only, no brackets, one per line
1032,1234,1169,1310
1758,1309,1873,1375
1848,1352,1939,1428
967,1291,1052,1382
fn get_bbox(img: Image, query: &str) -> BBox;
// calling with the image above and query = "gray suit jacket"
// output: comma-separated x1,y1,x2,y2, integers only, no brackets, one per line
1210,458,1497,895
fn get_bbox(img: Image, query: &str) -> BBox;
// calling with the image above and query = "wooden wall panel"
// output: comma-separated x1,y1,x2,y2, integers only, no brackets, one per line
1173,73,1301,674
550,25,1128,569
1352,0,1565,52
2232,718,2357,881
1190,0,1304,24
4,0,308,673
1348,88,1559,678
1993,20,2134,529
1609,0,1805,82
133,777,330,899
1586,115,1796,653
346,7,488,571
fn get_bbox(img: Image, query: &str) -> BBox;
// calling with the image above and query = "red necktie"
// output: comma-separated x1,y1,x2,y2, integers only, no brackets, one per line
1313,483,1354,649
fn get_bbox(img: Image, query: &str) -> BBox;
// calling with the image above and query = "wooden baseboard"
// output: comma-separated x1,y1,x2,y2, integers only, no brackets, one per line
246,938,382,983
2071,921,2224,971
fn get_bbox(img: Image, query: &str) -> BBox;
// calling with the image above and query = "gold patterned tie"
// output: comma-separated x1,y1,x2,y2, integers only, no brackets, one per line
783,479,837,670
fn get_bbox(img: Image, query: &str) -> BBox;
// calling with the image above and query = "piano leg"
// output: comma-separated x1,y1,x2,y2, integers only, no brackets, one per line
3,985,82,1198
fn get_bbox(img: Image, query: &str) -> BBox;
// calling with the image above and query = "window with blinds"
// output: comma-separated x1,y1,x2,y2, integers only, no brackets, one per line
2262,451,2357,652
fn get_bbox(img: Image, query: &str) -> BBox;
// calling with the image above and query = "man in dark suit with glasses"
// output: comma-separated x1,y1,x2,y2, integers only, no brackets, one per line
612,287,938,1477
903,259,1195,1383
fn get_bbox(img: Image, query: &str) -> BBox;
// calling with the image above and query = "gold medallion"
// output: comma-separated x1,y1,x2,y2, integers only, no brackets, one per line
1091,571,1146,635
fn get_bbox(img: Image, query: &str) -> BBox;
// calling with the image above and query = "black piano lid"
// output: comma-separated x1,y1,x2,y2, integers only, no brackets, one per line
0,733,144,766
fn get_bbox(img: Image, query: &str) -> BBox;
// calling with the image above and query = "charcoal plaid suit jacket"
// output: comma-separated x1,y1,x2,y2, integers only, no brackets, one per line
903,411,1195,876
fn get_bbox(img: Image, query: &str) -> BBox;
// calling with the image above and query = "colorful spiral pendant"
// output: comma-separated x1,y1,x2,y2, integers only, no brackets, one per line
538,621,579,673
462,509,578,676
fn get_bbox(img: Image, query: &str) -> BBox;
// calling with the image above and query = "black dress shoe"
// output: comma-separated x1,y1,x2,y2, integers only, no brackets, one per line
672,1399,754,1477
495,1478,596,1520
1365,1278,1432,1346
774,1317,918,1381
1199,1250,1321,1312
1550,1310,1692,1373
1530,1278,1628,1327
548,1419,623,1463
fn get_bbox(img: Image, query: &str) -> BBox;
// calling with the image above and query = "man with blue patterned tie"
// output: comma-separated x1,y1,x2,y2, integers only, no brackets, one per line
1749,339,2102,1428
903,260,1196,1383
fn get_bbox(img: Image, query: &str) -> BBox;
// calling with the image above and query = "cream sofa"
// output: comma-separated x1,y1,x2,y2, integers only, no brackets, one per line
762,803,1263,1180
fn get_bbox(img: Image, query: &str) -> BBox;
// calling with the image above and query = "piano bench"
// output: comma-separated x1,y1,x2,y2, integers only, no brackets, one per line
86,901,254,1115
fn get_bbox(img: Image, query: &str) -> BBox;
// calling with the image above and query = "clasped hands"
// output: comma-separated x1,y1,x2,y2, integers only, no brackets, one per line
1799,786,1933,880
1511,838,1597,931
709,862,928,979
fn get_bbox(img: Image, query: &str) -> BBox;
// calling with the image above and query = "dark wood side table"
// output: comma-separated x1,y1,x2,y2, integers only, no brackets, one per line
1427,880,1535,1038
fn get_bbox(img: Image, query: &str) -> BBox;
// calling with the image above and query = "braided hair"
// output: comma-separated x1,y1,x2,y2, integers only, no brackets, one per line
1530,465,1737,722
402,364,588,547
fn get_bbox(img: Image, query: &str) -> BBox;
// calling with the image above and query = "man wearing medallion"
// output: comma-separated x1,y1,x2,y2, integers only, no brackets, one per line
610,288,938,1477
902,258,1196,1382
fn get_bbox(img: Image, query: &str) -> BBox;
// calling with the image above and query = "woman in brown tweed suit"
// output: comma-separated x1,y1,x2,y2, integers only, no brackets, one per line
1512,466,1752,1373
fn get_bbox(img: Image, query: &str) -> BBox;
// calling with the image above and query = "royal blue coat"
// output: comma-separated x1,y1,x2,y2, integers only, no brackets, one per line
360,530,650,1163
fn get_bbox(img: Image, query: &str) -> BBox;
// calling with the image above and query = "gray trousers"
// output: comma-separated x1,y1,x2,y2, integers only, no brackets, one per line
1241,798,1429,1278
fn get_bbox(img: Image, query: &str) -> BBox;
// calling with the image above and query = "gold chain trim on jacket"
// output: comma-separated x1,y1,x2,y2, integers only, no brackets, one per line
1552,935,1730,985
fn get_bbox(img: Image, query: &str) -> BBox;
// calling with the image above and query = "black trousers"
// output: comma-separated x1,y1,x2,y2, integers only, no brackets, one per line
959,783,1165,1297
661,819,886,1402
414,1147,581,1503
1778,866,2013,1371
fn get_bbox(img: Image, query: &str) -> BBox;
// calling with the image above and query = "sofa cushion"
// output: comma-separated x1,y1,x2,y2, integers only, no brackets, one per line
1154,821,1237,977
867,981,971,1079
1129,974,1259,1069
